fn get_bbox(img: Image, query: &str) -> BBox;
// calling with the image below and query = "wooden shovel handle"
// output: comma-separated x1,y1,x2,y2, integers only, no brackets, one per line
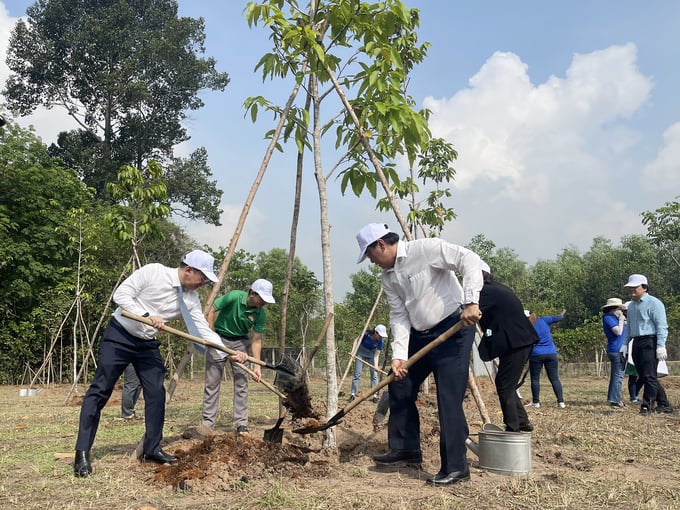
337,320,465,419
121,310,268,368
120,310,286,399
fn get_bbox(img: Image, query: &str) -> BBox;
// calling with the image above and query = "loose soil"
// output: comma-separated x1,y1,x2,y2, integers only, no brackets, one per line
2,374,680,509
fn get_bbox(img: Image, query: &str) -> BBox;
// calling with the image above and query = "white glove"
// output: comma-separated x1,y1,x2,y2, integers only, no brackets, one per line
656,346,667,361
621,345,628,358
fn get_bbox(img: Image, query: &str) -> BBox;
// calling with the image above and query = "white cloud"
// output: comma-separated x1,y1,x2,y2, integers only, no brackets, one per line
642,122,680,193
424,44,654,261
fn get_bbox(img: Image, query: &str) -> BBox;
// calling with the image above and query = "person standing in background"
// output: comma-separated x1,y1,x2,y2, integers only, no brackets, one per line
622,301,642,404
349,324,387,403
601,298,627,408
623,274,673,416
121,364,142,419
526,309,566,409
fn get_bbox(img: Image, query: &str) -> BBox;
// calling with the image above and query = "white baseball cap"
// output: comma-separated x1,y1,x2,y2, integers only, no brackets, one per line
624,274,648,287
356,223,392,263
374,324,388,338
183,250,219,283
251,279,275,303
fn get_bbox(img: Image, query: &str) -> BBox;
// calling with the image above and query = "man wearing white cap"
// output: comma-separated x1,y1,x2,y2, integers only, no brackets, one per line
356,223,483,486
623,274,673,415
202,278,276,434
74,250,246,478
349,324,388,403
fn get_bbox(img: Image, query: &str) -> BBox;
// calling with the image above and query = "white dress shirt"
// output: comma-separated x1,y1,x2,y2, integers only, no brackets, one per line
112,263,222,346
381,238,483,360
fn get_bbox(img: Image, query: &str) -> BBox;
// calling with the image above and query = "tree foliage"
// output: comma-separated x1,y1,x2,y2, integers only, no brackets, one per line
5,0,227,223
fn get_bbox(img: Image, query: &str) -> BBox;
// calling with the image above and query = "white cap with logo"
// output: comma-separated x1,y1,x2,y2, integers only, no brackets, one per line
183,250,219,283
251,279,275,303
356,223,392,263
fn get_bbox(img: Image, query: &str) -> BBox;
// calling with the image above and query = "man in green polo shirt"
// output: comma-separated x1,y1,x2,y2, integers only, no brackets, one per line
201,279,275,434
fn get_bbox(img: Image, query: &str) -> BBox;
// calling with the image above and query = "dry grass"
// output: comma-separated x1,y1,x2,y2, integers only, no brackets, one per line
0,373,679,509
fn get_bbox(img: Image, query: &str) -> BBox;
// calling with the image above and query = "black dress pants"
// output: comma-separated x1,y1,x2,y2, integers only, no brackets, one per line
388,314,474,474
75,322,166,455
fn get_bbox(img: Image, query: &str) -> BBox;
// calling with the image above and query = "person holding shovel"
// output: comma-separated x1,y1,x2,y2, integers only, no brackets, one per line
349,324,387,403
73,250,247,478
201,279,275,435
356,223,483,486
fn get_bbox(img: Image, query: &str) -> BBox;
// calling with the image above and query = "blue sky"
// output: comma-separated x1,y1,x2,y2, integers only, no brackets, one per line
2,1,679,300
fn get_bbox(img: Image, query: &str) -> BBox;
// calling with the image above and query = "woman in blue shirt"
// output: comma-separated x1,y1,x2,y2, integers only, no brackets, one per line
526,310,566,408
601,298,626,408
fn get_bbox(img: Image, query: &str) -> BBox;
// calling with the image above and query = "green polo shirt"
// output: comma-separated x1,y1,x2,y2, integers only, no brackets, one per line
212,289,266,338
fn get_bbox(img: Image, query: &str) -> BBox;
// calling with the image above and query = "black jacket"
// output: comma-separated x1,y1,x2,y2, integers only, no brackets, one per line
478,280,538,361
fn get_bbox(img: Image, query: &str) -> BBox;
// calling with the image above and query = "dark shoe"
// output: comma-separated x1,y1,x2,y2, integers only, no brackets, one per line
236,425,250,435
655,404,674,414
372,394,379,403
142,449,178,464
609,402,625,409
122,412,140,420
639,405,652,416
373,449,422,467
73,450,92,478
519,423,534,432
348,394,356,403
426,469,471,485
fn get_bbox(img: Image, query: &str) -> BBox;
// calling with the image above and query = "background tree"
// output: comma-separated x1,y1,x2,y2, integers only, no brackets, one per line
4,0,227,223
245,0,433,447
0,121,93,383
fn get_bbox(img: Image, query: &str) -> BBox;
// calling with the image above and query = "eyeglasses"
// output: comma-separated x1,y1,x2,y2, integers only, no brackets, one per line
190,267,211,285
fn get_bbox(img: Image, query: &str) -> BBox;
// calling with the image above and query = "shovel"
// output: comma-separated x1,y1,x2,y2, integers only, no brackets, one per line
293,319,464,434
263,313,333,443
121,311,302,390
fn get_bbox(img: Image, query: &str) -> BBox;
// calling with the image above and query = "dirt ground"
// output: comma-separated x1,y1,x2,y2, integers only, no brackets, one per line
3,373,680,509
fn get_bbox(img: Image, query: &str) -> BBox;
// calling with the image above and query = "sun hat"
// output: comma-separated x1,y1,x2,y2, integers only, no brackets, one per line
183,250,219,283
624,274,647,287
356,223,392,263
374,324,388,338
601,297,625,310
251,279,276,303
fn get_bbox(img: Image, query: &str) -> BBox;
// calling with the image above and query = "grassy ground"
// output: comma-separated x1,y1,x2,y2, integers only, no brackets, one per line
1,372,679,509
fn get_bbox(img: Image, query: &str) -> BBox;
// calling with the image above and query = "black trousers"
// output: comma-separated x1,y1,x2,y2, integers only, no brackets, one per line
496,344,533,431
387,314,474,474
75,321,166,455
631,335,669,408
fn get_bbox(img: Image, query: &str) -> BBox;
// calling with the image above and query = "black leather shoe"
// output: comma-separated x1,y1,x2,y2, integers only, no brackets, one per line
519,423,534,432
426,469,471,485
142,449,178,464
373,449,422,466
74,450,92,477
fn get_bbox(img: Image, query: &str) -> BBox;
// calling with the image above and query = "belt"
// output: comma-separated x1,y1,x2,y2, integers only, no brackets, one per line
415,306,463,335
219,333,249,341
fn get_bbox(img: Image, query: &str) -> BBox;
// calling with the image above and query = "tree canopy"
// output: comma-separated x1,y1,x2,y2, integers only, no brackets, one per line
4,0,227,223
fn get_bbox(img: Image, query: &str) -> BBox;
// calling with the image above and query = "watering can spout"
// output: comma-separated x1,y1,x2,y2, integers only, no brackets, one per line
465,437,479,457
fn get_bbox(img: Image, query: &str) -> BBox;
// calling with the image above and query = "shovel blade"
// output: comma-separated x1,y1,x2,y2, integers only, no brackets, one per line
263,417,285,443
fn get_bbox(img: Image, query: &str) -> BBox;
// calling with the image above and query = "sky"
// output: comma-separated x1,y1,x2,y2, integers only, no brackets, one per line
2,1,679,300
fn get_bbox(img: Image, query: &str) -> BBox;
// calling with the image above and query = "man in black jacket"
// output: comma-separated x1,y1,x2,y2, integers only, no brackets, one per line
478,262,538,432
